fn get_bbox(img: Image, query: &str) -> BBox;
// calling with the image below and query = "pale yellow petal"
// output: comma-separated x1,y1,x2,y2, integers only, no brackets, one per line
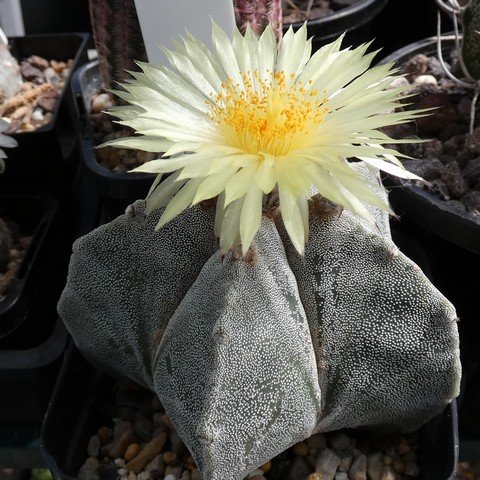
240,185,263,254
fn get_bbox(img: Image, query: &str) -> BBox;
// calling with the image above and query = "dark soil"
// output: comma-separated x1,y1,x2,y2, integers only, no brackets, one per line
381,51,480,223
0,55,73,133
283,0,361,24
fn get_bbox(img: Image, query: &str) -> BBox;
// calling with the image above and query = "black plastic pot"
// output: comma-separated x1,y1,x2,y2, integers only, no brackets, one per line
284,0,389,51
0,33,90,198
0,318,69,468
72,60,154,222
41,226,459,480
0,191,62,343
380,36,480,255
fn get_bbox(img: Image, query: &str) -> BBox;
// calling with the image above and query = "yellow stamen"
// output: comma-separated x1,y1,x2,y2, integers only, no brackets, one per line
208,71,329,157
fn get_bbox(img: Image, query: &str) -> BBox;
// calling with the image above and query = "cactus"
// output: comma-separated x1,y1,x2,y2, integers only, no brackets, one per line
234,0,283,40
89,0,147,90
59,164,460,480
462,0,480,80
0,28,21,101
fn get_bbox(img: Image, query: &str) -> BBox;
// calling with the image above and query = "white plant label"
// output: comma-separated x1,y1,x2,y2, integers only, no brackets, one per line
134,0,236,66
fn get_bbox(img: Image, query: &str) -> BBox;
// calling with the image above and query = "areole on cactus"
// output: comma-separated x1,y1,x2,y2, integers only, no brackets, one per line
59,22,461,480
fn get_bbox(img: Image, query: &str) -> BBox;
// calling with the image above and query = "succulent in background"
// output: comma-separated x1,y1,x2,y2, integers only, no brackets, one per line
0,28,22,102
234,0,283,40
0,119,18,173
89,0,148,90
434,0,480,132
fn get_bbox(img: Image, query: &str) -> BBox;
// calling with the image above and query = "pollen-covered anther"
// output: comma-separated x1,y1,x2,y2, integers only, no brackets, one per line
208,70,329,157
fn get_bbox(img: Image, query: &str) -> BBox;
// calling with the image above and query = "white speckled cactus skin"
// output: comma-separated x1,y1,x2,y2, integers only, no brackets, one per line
58,165,461,480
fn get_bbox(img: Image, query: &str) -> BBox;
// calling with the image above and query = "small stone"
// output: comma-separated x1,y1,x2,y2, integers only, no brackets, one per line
392,458,405,474
428,179,451,200
293,441,309,456
106,427,136,459
118,469,127,476
414,74,437,85
44,67,61,84
29,55,49,70
315,448,341,480
330,433,351,450
31,109,44,122
191,469,201,480
415,92,459,136
97,426,113,444
461,190,480,214
78,457,101,480
367,452,384,480
289,457,311,480
260,461,271,473
38,94,57,112
87,435,101,458
349,454,367,480
383,454,393,465
162,414,174,430
380,466,397,480
165,465,182,478
145,455,164,474
169,430,187,457
133,416,153,441
402,158,446,181
444,172,468,198
404,463,421,477
422,138,444,158
125,444,141,462
463,157,480,186
335,473,348,480
164,476,176,480
307,474,321,480
338,452,353,472
91,93,115,113
307,433,327,451
466,129,480,155
137,472,152,480
164,451,177,465
398,438,410,455
402,53,429,81
180,472,191,480
125,433,168,473
127,472,137,480
114,458,125,468
97,463,118,480
20,62,44,81
389,77,410,89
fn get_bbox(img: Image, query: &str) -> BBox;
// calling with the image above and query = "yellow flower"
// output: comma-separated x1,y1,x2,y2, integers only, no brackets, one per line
103,23,423,255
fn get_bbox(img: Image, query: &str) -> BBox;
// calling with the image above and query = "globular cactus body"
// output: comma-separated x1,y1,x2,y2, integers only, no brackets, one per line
59,165,461,480
462,0,480,80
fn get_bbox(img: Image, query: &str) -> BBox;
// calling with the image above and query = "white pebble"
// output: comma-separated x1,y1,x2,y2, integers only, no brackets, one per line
164,475,176,480
31,109,44,121
389,77,410,89
117,468,127,476
114,458,125,467
335,473,348,480
315,448,341,480
414,74,437,86
91,93,114,112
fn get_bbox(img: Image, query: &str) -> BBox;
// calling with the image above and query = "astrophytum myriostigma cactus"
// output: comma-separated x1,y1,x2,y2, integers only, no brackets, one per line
58,163,460,480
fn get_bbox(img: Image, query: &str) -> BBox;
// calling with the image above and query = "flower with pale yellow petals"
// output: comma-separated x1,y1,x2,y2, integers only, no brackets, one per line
102,23,424,255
